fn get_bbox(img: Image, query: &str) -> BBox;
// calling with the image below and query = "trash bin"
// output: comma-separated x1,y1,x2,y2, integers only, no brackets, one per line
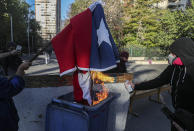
45,92,117,131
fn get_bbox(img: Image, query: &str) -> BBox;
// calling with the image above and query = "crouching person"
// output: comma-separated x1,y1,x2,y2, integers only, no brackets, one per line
0,61,31,131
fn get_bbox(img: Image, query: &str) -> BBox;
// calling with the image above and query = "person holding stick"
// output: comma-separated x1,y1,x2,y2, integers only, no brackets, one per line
0,42,23,76
0,51,31,131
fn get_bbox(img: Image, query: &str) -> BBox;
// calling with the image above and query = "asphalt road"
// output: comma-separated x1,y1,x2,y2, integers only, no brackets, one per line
125,63,173,131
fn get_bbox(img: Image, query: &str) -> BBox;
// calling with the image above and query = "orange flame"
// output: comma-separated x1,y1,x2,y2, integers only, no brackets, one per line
91,71,110,105
93,82,109,105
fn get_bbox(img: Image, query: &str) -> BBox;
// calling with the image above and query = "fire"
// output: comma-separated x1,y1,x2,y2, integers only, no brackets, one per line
91,71,112,105
92,81,109,105
91,71,114,83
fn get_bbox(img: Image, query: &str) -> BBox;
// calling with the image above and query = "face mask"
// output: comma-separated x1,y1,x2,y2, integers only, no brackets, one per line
168,54,176,65
173,57,183,65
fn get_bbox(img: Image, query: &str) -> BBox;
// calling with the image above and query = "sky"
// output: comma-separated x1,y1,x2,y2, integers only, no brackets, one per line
26,0,75,20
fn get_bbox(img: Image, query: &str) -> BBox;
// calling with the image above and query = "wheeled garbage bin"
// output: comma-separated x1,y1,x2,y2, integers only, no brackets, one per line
45,92,116,131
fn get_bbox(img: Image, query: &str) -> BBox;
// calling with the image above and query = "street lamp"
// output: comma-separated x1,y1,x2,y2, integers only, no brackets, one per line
27,9,30,56
10,15,13,42
27,3,35,56
4,13,14,42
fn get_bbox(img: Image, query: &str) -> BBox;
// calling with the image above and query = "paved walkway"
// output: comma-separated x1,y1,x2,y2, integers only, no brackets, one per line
23,53,168,76
23,53,59,75
125,63,172,131
125,92,172,131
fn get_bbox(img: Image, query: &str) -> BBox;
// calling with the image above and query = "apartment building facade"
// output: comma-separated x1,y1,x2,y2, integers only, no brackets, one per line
168,0,190,10
35,0,61,41
156,0,190,10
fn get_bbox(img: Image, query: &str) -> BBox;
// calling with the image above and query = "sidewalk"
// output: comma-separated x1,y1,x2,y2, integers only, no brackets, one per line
23,54,168,76
128,57,168,65
132,60,168,64
23,54,60,76
125,63,172,131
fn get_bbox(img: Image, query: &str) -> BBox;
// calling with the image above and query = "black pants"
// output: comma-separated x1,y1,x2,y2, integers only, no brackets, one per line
0,99,19,131
171,108,194,131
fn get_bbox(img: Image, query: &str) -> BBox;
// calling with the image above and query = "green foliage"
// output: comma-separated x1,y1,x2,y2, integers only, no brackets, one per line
66,0,123,46
122,0,165,48
123,0,194,53
65,0,194,55
68,0,92,18
0,0,41,52
156,2,194,50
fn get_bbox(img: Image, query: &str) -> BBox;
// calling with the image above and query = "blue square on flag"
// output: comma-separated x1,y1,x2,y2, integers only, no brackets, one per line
90,4,120,71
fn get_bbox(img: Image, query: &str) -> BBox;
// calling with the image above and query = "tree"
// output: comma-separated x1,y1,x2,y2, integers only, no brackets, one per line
122,0,194,56
66,0,124,46
122,0,165,48
65,0,194,55
0,0,41,52
158,0,194,50
26,10,42,52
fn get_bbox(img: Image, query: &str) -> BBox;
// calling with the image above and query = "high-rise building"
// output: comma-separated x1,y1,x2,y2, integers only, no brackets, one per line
125,0,190,10
168,0,190,11
35,0,61,42
153,0,190,10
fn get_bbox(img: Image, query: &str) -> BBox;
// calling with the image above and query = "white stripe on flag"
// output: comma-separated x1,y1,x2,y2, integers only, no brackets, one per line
78,72,92,105
60,67,77,76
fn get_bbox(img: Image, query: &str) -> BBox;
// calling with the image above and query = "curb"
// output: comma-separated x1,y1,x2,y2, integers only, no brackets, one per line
128,60,168,65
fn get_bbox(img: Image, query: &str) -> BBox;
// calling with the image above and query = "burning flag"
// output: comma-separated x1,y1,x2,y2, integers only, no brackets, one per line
52,3,119,105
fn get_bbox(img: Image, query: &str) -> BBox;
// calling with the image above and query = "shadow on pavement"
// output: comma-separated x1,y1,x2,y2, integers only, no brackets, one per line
125,92,172,131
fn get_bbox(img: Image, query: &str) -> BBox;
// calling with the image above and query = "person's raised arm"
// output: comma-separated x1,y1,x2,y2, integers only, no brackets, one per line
134,65,174,90
0,62,31,98
0,50,17,59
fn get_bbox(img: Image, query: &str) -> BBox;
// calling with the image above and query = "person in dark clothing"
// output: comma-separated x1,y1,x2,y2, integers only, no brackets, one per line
0,51,31,131
130,37,194,131
0,50,18,75
117,51,129,73
0,42,23,76
105,51,129,73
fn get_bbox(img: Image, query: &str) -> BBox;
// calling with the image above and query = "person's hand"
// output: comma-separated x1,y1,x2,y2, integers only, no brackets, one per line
124,80,135,93
172,122,184,131
129,81,135,89
16,62,31,76
10,50,18,55
125,80,135,89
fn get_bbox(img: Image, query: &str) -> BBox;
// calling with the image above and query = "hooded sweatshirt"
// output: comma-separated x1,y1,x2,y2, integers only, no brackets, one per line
170,37,194,82
0,75,25,131
135,37,194,114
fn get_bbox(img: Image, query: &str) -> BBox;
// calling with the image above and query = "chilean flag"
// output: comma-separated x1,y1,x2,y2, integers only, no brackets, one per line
52,3,119,76
52,3,119,105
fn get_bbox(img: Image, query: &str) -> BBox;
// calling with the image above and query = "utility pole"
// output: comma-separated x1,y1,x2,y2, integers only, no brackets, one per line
27,9,31,56
10,15,13,42
32,36,33,53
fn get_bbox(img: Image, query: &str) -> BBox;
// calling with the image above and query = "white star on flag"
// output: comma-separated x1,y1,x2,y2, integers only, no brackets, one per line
97,18,112,47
